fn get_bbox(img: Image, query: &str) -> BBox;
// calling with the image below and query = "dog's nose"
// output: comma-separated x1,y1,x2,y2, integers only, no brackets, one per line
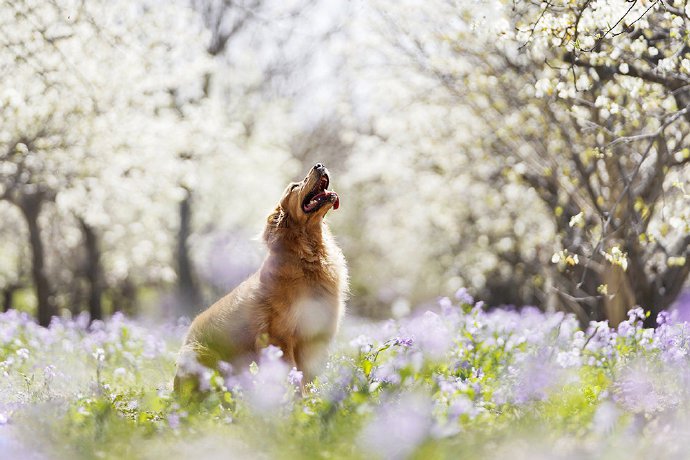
313,163,325,172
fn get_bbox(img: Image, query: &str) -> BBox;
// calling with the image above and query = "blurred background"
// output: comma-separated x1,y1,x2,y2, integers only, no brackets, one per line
0,0,688,328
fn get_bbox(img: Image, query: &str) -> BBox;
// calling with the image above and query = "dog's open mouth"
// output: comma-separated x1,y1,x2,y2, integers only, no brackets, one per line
302,174,339,213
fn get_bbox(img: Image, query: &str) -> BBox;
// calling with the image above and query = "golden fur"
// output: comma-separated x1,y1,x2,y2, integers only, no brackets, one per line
174,165,347,393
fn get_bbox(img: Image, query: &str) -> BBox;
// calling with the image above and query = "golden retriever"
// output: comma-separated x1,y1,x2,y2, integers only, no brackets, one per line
174,163,348,395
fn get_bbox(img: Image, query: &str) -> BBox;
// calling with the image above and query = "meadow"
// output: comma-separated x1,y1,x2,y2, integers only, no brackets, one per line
2,1,690,458
2,290,690,460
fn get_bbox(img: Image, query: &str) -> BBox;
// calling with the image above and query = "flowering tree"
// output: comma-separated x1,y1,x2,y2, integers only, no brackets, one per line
0,0,210,324
346,0,690,325
499,0,690,325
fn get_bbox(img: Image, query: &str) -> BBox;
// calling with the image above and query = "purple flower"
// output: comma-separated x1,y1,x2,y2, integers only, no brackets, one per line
612,363,680,414
448,394,476,419
393,337,414,347
617,321,634,338
323,366,354,405
401,311,453,359
438,297,455,316
657,311,671,326
167,413,180,430
288,367,303,387
672,290,690,322
510,355,562,403
454,288,474,305
627,307,645,322
218,361,233,377
240,352,291,413
358,393,433,459
260,345,284,363
371,362,402,385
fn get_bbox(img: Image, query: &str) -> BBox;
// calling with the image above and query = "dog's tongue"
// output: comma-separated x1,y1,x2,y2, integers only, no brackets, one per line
304,191,340,212
324,190,339,210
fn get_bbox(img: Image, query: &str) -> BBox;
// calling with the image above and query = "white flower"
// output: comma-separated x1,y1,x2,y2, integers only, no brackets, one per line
535,78,552,97
602,246,628,271
658,58,675,72
681,59,690,75
552,249,579,267
581,35,595,49
92,348,105,362
16,348,29,360
569,212,584,228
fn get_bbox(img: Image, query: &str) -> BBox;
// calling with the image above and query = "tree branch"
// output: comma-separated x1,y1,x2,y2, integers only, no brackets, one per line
565,53,688,91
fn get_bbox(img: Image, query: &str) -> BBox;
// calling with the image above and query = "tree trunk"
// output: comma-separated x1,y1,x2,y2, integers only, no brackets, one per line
111,277,136,314
602,265,634,328
18,193,55,327
2,285,17,312
176,189,202,316
80,219,103,321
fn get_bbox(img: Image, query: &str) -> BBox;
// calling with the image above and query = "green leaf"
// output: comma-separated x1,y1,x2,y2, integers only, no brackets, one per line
362,360,373,377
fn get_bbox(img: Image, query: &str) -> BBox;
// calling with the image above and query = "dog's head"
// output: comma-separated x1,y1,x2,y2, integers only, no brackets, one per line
282,163,340,219
264,164,340,245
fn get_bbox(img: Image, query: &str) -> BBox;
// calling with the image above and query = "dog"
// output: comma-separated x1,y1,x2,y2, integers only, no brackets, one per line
174,163,348,395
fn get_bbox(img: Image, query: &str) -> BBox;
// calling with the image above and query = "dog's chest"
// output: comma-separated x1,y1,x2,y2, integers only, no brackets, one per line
287,276,342,340
268,232,347,341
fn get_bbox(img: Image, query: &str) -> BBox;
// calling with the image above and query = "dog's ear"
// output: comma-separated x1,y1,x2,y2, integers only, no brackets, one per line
263,205,289,246
280,188,294,211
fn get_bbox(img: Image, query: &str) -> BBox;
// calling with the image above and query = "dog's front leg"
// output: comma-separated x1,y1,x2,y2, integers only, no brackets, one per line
281,339,298,370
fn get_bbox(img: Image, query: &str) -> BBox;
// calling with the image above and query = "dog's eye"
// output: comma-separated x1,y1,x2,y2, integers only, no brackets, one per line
290,183,299,191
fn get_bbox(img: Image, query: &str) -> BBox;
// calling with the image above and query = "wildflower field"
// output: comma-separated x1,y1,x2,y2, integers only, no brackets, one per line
2,291,690,460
